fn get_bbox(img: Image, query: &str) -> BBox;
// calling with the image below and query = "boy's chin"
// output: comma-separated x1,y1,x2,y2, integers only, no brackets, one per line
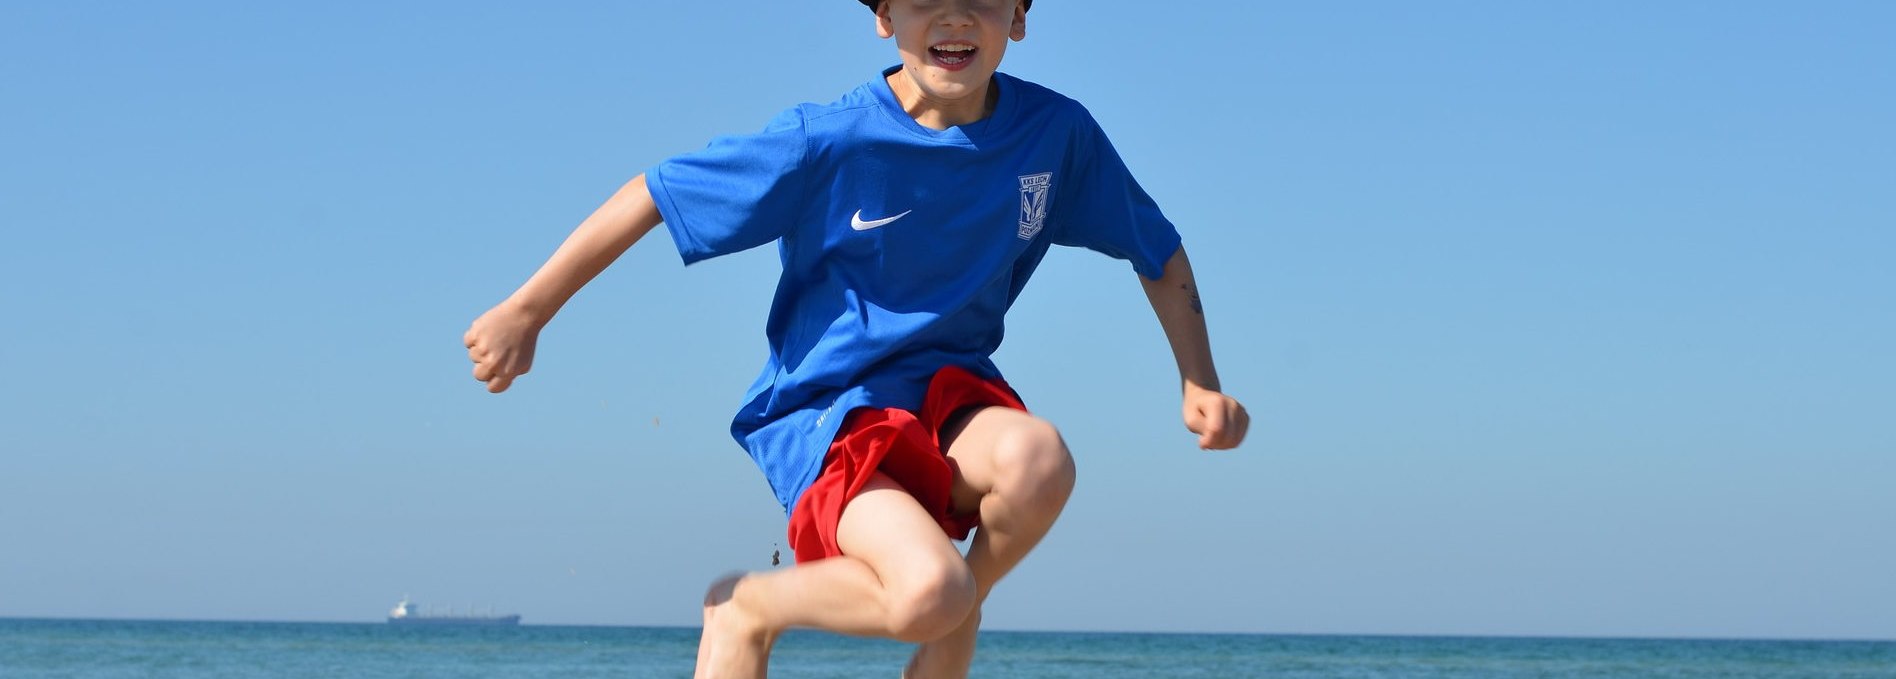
911,65,994,89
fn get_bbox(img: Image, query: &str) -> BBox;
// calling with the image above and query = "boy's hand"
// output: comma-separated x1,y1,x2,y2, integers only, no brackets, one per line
464,301,544,394
1183,384,1249,450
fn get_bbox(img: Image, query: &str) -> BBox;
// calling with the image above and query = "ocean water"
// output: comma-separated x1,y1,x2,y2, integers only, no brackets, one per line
2,618,1891,678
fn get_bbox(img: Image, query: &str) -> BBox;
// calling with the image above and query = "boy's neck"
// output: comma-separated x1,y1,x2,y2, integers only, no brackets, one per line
886,70,999,131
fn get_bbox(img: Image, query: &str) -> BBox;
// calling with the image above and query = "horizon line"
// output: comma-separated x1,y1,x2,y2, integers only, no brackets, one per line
3,615,1891,644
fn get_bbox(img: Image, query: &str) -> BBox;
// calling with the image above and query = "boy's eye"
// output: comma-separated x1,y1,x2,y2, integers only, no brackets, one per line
900,0,1013,14
909,0,1010,10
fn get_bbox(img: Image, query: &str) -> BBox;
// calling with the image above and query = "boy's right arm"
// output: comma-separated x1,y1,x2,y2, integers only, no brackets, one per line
464,174,664,393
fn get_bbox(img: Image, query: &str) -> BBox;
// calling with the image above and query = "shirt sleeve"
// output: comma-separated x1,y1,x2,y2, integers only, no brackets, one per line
646,107,810,264
1050,111,1182,280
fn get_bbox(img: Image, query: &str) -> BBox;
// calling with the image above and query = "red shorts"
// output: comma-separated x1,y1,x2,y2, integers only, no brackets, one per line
785,366,1027,564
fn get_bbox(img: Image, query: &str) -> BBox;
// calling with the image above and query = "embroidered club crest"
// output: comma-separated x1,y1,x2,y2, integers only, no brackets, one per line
1017,172,1052,240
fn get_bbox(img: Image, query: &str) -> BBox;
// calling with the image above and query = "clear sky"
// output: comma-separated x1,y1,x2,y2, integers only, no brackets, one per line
3,1,1891,640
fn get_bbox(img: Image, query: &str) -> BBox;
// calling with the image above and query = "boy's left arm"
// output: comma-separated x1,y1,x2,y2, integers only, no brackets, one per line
1139,246,1250,450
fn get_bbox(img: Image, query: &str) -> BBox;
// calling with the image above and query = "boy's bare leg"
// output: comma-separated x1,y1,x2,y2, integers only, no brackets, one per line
907,407,1077,679
697,474,977,679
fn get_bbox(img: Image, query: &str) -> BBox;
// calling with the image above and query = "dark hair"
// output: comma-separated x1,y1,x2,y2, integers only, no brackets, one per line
856,0,1033,11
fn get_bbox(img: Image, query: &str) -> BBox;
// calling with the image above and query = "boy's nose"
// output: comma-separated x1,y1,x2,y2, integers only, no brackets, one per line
937,0,976,26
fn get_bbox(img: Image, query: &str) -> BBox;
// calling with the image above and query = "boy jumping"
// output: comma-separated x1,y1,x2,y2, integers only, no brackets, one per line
464,1,1249,676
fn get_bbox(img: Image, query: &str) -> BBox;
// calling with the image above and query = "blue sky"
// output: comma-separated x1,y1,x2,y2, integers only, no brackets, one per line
2,1,1891,640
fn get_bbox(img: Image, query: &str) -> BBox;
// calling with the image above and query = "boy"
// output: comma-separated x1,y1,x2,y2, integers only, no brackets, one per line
463,0,1249,676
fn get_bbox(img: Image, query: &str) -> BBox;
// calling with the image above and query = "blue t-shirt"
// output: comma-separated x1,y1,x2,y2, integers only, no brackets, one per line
646,67,1182,515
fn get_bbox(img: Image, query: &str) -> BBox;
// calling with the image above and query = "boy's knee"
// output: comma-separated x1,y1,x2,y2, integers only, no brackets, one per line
992,417,1076,499
885,559,976,642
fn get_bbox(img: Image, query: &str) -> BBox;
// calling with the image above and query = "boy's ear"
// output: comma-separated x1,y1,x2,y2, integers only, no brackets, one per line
875,2,895,39
1010,2,1027,41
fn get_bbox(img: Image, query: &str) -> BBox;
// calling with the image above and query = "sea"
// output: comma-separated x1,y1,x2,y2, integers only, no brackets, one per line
2,618,1891,678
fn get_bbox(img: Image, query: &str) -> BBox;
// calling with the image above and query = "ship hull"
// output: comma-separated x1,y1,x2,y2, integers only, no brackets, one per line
386,615,520,626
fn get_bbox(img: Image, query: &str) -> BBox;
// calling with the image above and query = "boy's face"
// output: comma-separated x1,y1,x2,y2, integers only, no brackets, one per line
876,0,1027,105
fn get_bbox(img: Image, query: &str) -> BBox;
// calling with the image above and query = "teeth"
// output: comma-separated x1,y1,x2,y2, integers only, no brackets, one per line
935,44,974,52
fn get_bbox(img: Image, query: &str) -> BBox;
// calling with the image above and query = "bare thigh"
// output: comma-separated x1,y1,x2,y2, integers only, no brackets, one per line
940,406,1070,515
836,472,971,586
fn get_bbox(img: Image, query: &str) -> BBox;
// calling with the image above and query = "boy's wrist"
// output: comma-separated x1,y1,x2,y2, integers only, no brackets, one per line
1183,377,1223,395
500,295,555,327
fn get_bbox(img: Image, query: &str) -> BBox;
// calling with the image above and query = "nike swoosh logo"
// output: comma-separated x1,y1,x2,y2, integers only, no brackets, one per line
850,209,912,231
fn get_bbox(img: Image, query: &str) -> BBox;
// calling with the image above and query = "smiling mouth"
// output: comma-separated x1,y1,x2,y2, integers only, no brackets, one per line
929,44,977,70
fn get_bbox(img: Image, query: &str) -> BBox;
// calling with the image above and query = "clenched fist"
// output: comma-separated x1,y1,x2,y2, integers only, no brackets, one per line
464,302,544,393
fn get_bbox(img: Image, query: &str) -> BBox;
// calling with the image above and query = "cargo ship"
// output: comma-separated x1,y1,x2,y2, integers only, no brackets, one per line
386,596,520,626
